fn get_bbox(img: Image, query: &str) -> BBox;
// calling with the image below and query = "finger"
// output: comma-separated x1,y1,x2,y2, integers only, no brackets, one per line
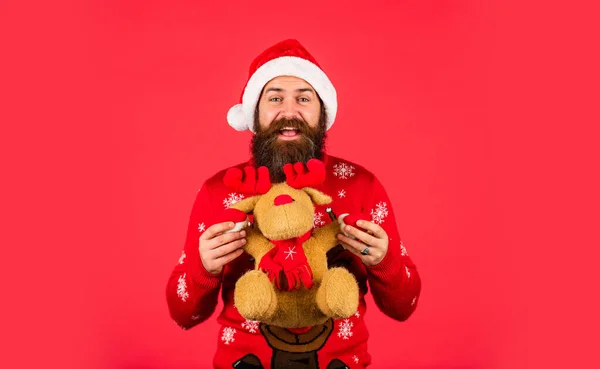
343,225,378,246
214,247,245,267
356,220,386,239
338,235,384,264
201,222,235,240
205,230,246,251
337,239,364,258
210,238,247,259
337,233,370,255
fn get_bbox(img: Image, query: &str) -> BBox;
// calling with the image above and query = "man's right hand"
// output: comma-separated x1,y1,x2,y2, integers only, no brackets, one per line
199,222,247,274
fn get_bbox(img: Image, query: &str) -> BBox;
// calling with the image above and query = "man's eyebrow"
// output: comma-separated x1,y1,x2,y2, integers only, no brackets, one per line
296,88,315,94
264,87,315,94
264,87,283,93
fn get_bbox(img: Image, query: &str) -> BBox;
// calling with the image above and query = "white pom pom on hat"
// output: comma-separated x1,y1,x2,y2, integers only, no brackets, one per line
227,104,247,132
226,39,338,133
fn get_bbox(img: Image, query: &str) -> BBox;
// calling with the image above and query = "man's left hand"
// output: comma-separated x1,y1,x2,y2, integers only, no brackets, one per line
336,220,388,266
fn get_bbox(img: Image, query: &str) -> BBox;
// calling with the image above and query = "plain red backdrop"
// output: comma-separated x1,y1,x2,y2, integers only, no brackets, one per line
1,1,599,368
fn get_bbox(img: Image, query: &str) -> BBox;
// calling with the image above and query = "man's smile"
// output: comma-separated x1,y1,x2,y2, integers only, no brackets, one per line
278,127,301,140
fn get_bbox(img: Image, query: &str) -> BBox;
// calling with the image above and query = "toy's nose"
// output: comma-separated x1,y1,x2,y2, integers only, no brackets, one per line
274,194,294,206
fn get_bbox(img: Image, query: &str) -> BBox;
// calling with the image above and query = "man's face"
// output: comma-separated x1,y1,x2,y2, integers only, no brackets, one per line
256,76,322,134
251,76,328,183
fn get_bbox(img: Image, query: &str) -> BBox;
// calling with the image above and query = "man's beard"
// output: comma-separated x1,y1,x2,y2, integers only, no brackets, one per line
251,114,327,183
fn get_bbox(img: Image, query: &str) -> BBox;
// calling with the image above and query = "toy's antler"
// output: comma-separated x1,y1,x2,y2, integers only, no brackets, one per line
283,159,327,189
223,165,271,194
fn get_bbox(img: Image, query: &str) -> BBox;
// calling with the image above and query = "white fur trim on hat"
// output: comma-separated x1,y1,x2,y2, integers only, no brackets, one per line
227,104,248,131
228,56,337,133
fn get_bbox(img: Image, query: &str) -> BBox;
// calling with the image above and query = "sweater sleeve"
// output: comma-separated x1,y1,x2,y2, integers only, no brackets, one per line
364,175,422,322
166,180,223,330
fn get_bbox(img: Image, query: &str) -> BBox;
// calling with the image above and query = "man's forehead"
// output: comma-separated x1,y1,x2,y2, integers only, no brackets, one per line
264,76,315,91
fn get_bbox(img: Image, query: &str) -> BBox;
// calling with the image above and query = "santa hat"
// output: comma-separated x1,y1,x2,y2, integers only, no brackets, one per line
227,39,338,133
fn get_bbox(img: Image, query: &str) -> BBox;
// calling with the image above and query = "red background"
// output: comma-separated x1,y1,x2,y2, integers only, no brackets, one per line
2,1,599,368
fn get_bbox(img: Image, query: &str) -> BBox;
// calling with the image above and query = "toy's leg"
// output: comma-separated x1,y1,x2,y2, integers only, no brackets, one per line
234,270,277,321
315,267,359,319
232,354,264,369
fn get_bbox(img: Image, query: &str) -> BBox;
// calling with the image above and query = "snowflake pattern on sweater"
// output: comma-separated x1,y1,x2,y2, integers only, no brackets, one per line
241,319,260,334
223,193,244,209
313,212,326,228
333,162,356,179
370,201,389,224
221,327,236,345
400,240,408,256
176,274,189,302
166,154,422,369
337,319,354,340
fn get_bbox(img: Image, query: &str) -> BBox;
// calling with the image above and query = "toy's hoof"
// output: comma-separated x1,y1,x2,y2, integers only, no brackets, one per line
234,270,277,321
316,267,359,319
338,213,370,239
327,359,350,369
233,354,264,369
219,208,249,233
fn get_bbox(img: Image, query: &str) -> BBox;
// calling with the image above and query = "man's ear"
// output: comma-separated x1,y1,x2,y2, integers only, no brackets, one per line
302,188,332,205
230,195,261,213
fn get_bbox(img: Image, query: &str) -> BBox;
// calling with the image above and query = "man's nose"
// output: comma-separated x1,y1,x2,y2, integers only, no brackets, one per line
280,99,299,119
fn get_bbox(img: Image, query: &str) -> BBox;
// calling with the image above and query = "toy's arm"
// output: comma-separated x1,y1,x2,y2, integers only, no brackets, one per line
312,220,341,253
243,223,274,265
217,208,273,265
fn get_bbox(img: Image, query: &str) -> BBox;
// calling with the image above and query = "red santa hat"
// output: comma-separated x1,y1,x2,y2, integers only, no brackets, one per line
227,39,338,133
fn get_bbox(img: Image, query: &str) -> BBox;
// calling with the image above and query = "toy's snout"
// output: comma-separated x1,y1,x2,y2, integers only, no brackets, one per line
274,194,294,206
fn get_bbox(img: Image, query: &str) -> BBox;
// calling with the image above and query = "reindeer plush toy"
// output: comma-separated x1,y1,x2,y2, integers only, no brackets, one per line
222,159,359,329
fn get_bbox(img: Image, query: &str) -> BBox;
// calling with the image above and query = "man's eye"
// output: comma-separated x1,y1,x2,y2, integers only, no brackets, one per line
299,97,309,102
270,97,281,102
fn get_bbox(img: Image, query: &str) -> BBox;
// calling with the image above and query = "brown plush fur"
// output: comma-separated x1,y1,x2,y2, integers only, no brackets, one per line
231,183,359,328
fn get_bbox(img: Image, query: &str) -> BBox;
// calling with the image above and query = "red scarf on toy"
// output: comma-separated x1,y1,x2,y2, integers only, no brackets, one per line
258,230,313,291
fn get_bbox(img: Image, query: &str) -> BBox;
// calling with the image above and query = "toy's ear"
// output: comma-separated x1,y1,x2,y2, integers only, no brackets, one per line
230,195,261,213
302,187,332,205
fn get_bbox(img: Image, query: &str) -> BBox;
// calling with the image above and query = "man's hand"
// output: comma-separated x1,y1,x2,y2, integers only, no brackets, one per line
199,222,246,274
337,220,389,266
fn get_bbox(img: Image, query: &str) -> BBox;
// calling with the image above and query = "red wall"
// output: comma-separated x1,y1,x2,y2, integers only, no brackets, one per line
2,1,598,368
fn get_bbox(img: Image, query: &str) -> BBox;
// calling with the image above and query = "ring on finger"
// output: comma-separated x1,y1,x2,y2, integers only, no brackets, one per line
360,245,371,256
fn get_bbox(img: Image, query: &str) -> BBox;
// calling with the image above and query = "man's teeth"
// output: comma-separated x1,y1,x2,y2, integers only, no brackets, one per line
279,128,299,136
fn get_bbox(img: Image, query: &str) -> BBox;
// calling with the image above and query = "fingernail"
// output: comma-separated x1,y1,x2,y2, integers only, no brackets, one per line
240,230,246,236
241,239,246,244
357,220,363,226
229,222,234,227
345,225,351,232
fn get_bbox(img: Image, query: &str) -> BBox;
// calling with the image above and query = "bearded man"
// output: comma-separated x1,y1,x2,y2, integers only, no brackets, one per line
166,39,421,369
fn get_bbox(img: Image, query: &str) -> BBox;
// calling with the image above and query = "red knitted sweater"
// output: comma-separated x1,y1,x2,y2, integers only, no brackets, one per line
166,154,421,369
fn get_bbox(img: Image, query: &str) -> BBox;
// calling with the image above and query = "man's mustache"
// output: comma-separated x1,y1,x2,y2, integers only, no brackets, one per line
262,117,311,135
